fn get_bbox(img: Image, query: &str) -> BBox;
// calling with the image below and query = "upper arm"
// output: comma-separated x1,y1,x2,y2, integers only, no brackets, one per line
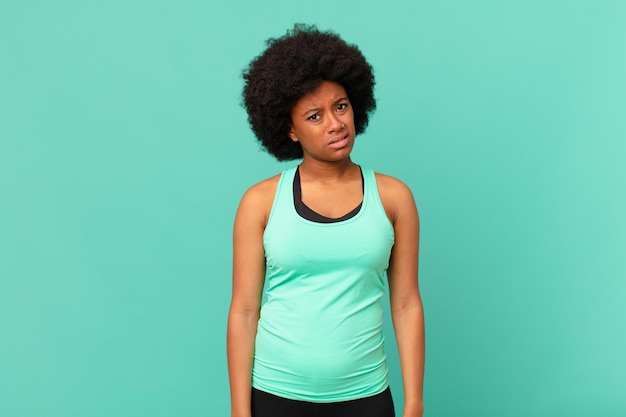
230,177,278,314
377,175,421,311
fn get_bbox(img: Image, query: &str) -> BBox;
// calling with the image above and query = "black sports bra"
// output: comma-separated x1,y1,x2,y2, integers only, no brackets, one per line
293,166,364,223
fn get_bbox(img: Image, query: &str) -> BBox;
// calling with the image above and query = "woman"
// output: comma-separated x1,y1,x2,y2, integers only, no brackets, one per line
227,24,424,417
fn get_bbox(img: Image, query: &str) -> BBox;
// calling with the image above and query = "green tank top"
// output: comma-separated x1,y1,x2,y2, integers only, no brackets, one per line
252,166,395,402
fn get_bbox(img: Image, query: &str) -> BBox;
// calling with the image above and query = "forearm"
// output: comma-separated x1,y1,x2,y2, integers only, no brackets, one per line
392,301,425,416
227,309,259,417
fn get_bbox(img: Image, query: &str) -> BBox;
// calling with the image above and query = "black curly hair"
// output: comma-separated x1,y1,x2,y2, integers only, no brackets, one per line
242,24,376,161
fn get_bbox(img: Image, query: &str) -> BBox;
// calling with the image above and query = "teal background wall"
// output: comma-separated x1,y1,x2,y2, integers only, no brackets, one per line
1,1,625,416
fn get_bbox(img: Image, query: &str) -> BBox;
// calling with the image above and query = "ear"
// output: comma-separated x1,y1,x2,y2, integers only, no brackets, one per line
288,126,299,143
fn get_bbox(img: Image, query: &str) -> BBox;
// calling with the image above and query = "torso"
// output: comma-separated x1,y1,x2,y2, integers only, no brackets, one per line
252,165,395,401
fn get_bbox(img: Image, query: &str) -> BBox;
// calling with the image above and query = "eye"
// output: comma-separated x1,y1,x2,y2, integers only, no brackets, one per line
307,114,320,121
337,103,349,111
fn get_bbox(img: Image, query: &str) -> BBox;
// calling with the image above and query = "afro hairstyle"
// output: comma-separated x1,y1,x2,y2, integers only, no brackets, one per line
242,24,376,161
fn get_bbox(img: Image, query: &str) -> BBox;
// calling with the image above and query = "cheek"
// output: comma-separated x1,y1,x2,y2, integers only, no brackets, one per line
299,125,322,140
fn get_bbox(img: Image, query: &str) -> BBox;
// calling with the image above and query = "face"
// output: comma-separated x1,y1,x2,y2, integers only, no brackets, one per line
288,80,355,162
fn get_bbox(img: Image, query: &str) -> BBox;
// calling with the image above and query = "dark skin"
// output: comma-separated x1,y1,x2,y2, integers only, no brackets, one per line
287,81,362,218
227,80,424,417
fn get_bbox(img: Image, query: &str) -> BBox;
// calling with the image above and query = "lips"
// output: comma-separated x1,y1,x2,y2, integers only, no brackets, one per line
328,134,350,149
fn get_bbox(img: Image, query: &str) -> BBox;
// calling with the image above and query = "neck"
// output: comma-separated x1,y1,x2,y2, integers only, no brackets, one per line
298,157,357,182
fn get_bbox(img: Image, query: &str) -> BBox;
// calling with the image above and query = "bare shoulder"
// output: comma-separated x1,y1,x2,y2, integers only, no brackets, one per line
375,172,414,196
241,174,281,205
374,172,416,206
236,173,282,228
374,172,418,224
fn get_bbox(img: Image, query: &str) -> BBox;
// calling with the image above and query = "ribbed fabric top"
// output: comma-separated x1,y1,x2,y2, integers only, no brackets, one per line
252,166,395,402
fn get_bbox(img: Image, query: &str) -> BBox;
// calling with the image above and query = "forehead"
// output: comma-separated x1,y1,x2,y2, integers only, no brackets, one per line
294,81,347,109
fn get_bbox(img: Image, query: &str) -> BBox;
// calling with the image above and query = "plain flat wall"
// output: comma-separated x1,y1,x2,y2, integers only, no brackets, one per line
1,1,625,416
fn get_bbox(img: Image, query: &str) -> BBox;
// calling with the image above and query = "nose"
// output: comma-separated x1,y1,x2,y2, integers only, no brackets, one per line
327,112,343,132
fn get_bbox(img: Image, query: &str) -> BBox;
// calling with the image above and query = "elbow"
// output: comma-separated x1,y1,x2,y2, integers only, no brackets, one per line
229,304,261,322
391,292,423,315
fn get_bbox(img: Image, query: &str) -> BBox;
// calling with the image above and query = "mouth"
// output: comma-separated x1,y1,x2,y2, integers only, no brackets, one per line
328,133,350,149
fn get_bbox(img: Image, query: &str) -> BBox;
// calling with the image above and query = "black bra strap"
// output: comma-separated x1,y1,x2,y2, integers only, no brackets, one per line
293,166,363,223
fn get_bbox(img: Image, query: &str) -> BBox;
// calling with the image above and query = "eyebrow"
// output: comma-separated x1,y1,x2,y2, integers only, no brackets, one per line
301,97,349,117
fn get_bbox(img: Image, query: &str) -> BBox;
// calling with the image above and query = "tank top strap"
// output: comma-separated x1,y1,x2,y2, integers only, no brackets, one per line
361,167,390,223
266,166,298,229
